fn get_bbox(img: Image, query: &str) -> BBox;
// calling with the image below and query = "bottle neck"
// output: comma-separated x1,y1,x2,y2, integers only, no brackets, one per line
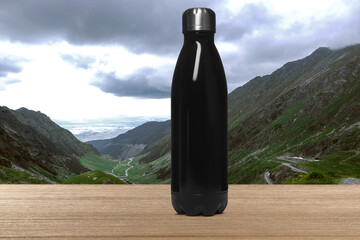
183,31,214,44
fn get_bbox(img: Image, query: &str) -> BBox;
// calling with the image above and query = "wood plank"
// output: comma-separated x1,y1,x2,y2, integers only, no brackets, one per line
0,185,359,239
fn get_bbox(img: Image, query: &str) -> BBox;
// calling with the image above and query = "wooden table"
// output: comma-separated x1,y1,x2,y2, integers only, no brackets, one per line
0,185,359,239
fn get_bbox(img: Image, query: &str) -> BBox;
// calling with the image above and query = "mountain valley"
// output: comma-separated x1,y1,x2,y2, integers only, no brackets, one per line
1,44,360,184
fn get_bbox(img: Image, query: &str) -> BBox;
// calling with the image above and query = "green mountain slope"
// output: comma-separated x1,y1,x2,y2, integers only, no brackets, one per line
227,44,360,183
0,106,99,183
79,154,119,173
63,170,126,184
13,107,98,156
0,165,49,184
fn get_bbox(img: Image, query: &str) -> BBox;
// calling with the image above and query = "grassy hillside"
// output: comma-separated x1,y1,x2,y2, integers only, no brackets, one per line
0,106,95,183
63,170,126,184
79,154,119,173
226,45,360,183
0,165,50,184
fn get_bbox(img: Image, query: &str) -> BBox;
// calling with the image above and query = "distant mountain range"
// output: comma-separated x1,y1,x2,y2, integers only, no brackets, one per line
0,106,99,183
86,44,360,184
87,120,170,160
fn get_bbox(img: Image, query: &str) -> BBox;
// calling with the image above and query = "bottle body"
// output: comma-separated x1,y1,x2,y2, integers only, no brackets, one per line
171,31,228,216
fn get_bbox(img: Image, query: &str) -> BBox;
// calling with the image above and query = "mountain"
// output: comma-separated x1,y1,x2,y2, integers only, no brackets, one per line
12,107,97,156
0,106,99,183
227,44,360,183
87,120,170,160
112,44,360,184
87,139,112,152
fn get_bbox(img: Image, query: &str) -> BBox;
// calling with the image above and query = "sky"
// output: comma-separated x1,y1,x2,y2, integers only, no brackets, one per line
0,0,359,124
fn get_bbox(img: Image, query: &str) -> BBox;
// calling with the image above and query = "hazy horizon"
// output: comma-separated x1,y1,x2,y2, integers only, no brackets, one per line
57,115,170,141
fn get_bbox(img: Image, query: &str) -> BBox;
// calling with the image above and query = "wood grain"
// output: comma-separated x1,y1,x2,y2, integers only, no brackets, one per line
0,185,359,239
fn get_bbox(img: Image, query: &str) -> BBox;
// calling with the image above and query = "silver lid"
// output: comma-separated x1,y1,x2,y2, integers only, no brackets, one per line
182,8,216,33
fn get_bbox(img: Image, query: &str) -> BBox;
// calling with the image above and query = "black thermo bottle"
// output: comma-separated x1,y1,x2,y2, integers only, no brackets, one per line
171,8,228,216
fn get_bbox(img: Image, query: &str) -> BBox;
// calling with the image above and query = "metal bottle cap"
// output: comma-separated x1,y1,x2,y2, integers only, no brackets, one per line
182,8,216,33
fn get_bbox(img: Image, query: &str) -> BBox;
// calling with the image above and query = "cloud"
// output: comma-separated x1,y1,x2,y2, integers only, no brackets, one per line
0,79,20,91
0,0,359,94
60,54,96,69
0,0,218,55
0,79,21,91
0,58,22,90
0,58,22,76
0,1,274,56
93,68,171,99
217,3,279,42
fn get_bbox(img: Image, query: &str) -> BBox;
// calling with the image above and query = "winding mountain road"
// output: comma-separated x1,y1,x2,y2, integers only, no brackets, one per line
264,171,274,184
111,157,134,177
264,156,312,184
281,162,308,173
109,157,134,184
122,157,133,177
277,156,309,173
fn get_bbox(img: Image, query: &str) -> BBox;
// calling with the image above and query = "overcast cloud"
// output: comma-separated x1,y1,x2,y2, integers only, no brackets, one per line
60,54,96,69
0,58,22,76
0,0,216,55
0,0,359,121
94,68,171,98
0,58,22,90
